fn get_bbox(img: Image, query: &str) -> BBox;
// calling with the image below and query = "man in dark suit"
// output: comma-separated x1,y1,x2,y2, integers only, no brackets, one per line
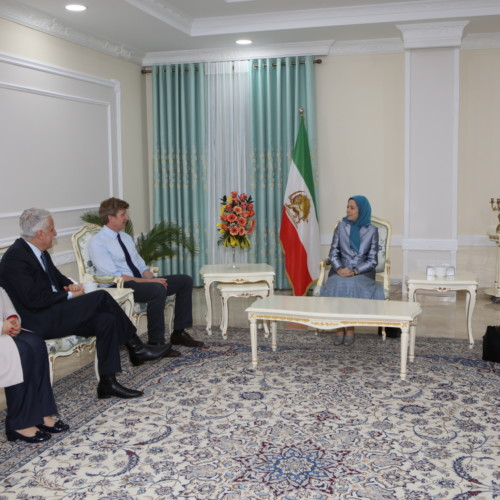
0,208,170,399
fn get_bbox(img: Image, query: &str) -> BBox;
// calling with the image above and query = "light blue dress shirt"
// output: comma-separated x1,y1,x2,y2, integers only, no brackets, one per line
88,226,149,281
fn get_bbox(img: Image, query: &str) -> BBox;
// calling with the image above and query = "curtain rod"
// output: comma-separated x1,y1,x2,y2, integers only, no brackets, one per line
141,58,322,74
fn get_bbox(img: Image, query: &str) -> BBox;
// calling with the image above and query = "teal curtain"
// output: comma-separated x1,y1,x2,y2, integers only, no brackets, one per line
248,57,317,289
152,64,208,285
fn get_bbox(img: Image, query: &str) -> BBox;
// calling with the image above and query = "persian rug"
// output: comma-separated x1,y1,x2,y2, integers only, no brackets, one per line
0,327,498,500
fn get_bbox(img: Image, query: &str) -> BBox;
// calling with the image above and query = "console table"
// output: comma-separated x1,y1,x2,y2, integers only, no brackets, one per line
246,295,421,380
406,271,478,346
485,233,500,302
199,263,275,335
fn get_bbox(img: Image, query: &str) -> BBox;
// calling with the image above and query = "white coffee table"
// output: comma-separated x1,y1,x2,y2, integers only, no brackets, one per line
246,295,422,380
199,263,275,335
406,271,478,346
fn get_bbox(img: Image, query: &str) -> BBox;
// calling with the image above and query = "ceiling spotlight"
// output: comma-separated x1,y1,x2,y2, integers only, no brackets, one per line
236,39,252,45
65,4,87,12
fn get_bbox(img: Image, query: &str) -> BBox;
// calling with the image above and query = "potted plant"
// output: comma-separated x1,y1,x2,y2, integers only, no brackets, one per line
80,211,197,266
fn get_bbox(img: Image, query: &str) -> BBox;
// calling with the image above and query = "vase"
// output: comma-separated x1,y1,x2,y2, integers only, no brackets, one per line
231,247,237,269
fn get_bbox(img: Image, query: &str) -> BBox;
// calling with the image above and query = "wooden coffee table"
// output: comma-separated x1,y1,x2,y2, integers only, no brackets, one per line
246,295,422,380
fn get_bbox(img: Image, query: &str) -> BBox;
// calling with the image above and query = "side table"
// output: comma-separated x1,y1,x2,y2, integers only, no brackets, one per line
217,282,271,338
199,263,275,335
406,271,478,347
485,233,500,302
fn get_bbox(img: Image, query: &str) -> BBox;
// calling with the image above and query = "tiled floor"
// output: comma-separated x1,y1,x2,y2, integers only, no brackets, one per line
1,285,498,411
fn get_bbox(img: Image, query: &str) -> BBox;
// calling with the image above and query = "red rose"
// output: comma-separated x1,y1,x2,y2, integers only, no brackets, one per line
238,217,247,226
227,213,237,223
230,226,239,235
238,226,246,236
234,206,243,215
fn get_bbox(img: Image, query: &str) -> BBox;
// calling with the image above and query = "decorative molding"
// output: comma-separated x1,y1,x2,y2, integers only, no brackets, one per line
0,204,99,221
331,38,403,55
190,0,500,37
402,239,459,251
0,53,120,89
0,0,144,63
458,235,496,246
123,0,192,34
397,21,469,49
2,0,500,63
143,40,333,65
462,32,500,50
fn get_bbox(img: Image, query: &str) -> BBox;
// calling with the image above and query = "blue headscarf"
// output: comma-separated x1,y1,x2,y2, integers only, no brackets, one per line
342,195,372,252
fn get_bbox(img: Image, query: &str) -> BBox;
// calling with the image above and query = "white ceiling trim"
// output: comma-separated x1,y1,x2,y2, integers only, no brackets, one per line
0,0,144,63
397,21,469,49
143,40,334,65
189,0,500,37
124,0,192,34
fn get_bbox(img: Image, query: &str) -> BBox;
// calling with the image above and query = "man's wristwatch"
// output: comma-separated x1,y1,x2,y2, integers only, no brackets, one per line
353,269,359,276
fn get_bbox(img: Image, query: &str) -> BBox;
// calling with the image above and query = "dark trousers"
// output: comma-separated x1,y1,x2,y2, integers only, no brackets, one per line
23,290,136,376
124,274,193,344
4,332,57,431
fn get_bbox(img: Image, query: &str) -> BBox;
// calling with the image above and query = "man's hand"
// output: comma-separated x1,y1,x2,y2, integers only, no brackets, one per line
2,316,21,336
122,271,168,288
63,284,85,298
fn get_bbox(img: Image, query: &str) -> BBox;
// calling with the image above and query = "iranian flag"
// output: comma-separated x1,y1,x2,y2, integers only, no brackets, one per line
279,115,320,296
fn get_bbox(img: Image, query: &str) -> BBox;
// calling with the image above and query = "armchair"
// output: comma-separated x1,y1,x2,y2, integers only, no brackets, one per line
315,216,391,299
0,245,98,384
71,224,175,333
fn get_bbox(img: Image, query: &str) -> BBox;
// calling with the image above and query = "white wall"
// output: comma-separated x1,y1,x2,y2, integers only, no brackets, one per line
0,18,148,276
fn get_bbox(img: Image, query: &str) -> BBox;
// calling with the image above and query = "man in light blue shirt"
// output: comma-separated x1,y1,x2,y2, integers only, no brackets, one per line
88,198,203,353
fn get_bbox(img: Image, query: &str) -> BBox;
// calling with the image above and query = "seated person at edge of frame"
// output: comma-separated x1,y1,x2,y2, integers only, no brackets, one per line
0,208,171,400
320,195,384,346
1,286,69,443
88,197,203,354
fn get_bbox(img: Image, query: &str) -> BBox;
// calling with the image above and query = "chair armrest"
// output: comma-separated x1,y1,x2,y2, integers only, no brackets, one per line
318,259,331,288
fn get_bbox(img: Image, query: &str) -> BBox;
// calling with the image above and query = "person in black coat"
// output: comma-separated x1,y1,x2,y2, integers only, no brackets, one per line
0,208,171,400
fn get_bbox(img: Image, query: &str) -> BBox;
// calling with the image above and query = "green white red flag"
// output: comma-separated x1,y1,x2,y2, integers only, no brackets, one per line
279,116,320,295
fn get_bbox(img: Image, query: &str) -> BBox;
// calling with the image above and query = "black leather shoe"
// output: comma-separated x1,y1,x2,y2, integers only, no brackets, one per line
147,341,182,357
97,374,143,399
126,335,170,366
38,419,70,434
171,330,204,348
6,429,51,443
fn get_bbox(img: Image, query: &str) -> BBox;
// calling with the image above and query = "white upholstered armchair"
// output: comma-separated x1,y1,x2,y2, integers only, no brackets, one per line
314,216,392,299
71,224,175,332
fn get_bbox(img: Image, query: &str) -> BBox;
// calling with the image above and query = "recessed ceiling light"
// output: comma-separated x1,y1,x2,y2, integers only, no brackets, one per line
65,4,87,12
236,39,252,45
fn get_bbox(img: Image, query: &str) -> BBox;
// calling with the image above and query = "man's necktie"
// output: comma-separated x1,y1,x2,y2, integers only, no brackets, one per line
117,233,142,278
40,251,58,290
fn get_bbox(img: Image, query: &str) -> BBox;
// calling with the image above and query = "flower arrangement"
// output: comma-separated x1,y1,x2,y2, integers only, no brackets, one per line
217,191,255,248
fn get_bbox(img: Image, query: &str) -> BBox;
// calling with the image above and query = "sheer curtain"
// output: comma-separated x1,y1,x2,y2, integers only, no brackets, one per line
151,63,208,285
206,60,251,265
248,56,317,289
151,57,316,289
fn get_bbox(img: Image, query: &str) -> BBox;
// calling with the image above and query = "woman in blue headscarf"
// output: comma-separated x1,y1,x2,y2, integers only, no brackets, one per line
320,195,384,345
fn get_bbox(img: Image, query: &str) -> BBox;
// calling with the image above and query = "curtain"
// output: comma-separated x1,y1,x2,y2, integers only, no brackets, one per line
206,61,250,265
248,56,317,289
152,64,208,286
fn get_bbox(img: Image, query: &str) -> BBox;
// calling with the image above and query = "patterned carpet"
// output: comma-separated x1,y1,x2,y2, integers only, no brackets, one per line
0,327,498,500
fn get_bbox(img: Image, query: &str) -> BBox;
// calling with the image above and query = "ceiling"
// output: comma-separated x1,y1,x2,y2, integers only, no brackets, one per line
1,0,500,64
